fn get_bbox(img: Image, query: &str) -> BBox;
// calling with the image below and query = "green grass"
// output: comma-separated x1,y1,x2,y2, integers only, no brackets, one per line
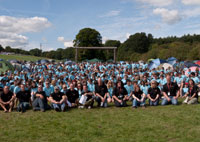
0,101,200,142
0,54,50,62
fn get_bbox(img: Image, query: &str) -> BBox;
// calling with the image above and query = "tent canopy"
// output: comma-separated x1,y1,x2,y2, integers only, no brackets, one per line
0,59,14,73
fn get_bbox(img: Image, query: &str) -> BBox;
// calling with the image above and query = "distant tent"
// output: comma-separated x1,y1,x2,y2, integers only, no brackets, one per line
0,59,14,73
157,63,173,70
8,59,21,64
64,60,74,65
167,57,177,66
185,66,200,76
40,59,50,64
107,59,114,62
87,58,102,63
195,60,200,66
147,58,154,63
148,58,166,70
184,61,199,68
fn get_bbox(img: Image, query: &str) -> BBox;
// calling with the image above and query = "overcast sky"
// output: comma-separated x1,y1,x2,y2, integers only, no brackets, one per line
0,0,200,51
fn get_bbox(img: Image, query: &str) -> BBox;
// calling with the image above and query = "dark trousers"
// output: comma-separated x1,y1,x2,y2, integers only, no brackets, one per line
114,100,127,107
32,98,47,111
17,102,29,112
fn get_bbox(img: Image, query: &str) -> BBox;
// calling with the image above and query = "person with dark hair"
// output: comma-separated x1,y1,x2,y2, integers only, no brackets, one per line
162,75,180,105
0,86,15,112
95,78,109,107
16,84,31,113
79,84,94,109
112,80,128,107
147,80,160,106
49,86,66,112
182,79,198,104
32,85,48,112
132,84,146,109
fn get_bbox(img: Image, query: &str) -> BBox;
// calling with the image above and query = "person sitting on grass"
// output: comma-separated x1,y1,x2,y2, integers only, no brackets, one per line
66,83,79,108
0,86,15,112
147,80,160,106
43,81,54,102
79,84,94,109
112,80,128,107
132,84,146,109
182,79,198,105
49,86,66,112
124,79,134,101
32,85,48,112
95,78,110,107
16,84,31,113
161,75,180,106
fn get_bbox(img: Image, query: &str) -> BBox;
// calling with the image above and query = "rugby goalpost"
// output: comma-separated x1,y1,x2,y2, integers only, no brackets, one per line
74,47,117,62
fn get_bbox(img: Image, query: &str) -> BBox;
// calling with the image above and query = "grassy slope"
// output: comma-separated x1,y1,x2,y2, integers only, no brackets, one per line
0,101,200,142
0,55,49,62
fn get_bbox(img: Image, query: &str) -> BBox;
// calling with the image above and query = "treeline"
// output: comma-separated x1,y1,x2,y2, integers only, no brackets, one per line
1,28,200,61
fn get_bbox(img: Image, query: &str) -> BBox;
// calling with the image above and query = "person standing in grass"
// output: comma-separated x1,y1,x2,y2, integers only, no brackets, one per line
0,86,15,112
112,80,128,107
147,80,160,106
49,86,66,112
16,84,31,113
132,84,146,109
182,79,198,104
161,74,180,105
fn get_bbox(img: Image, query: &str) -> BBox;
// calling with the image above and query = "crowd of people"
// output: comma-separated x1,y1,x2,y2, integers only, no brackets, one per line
0,61,199,113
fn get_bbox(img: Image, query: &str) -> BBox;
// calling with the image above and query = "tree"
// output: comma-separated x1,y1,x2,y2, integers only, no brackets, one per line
29,48,42,56
5,46,12,52
117,32,151,61
73,28,103,61
104,40,121,60
74,28,102,47
0,45,5,52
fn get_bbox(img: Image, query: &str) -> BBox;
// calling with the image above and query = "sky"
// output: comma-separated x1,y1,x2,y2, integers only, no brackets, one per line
0,0,200,51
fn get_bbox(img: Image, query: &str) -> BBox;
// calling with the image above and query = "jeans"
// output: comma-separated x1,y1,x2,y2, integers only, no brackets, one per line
149,99,159,106
161,96,178,105
32,98,47,111
51,103,66,111
132,99,145,107
95,96,108,107
17,102,29,112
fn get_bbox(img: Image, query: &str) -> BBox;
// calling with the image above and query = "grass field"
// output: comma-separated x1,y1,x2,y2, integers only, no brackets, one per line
0,54,50,62
1,101,200,142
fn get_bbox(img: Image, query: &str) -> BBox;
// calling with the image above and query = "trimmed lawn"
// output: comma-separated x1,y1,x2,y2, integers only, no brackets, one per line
0,101,200,142
0,55,50,62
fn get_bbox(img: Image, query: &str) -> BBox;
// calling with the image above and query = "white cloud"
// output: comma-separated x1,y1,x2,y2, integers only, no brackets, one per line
64,41,74,48
0,15,51,48
129,0,174,7
100,10,120,18
57,36,65,42
153,8,182,24
183,7,200,17
182,0,200,5
57,36,74,48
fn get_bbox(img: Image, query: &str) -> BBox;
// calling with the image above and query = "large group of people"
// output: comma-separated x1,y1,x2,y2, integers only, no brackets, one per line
0,61,199,113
